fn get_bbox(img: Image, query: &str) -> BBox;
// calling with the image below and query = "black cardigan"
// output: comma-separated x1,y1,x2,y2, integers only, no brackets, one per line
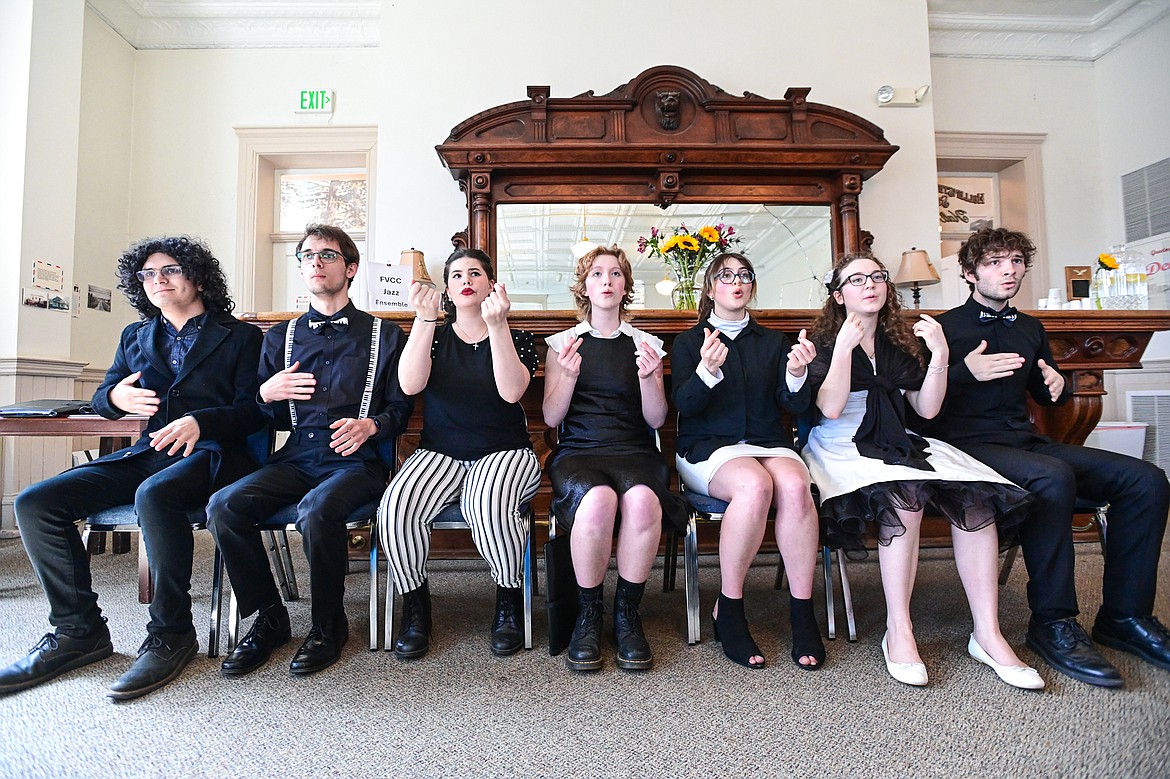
671,319,811,464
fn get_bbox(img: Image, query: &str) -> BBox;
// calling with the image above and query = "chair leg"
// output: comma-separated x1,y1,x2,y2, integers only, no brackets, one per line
227,588,240,652
663,528,678,593
275,530,300,601
837,550,857,642
368,528,379,651
998,545,1019,586
208,547,224,658
684,516,700,645
775,555,787,591
523,514,533,651
822,546,837,641
137,534,152,604
1095,508,1108,554
383,568,396,652
263,530,293,601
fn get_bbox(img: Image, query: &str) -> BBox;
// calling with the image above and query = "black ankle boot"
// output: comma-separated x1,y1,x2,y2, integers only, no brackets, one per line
491,585,524,657
566,585,604,671
395,580,432,660
712,593,764,669
613,578,653,670
789,595,825,671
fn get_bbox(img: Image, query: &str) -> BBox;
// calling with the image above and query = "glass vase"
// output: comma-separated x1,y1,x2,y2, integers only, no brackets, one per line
671,280,699,310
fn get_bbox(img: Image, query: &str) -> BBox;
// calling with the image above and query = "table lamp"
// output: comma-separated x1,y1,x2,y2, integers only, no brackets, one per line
893,247,940,309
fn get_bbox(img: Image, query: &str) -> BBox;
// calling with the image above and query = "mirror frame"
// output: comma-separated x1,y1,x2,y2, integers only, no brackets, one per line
436,65,898,266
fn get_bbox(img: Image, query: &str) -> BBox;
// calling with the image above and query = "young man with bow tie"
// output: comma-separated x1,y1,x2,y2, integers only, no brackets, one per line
0,236,264,700
208,224,412,676
925,227,1170,687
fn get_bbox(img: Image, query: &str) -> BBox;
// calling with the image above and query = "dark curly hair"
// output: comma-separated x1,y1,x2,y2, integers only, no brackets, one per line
696,252,757,322
116,235,233,319
569,245,635,322
957,227,1035,290
810,253,923,367
440,248,495,320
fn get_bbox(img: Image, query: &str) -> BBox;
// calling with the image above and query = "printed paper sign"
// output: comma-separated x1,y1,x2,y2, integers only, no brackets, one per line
368,265,413,311
33,261,64,291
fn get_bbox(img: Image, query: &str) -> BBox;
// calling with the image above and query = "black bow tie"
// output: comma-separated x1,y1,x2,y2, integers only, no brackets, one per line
978,308,1017,327
308,315,349,333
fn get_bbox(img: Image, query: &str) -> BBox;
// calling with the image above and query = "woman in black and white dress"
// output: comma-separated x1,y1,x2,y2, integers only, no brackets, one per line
671,252,823,671
802,253,1040,689
543,246,685,672
378,248,541,660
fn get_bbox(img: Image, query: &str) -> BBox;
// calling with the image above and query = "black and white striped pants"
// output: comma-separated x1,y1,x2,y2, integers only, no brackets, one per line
378,447,541,592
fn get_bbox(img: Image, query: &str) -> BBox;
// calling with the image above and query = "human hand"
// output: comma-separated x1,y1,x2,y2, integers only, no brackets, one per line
148,415,201,457
259,360,316,403
912,314,948,361
786,328,816,378
835,312,866,352
700,327,728,375
636,344,663,379
409,281,442,321
330,417,375,456
557,337,582,378
1037,359,1065,401
963,341,1025,382
481,283,511,327
109,372,160,416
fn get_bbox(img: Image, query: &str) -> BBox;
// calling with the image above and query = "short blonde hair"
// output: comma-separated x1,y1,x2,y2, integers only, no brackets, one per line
569,245,635,322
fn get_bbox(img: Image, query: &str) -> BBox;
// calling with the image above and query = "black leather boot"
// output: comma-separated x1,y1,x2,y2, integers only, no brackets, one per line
289,613,348,676
395,580,432,660
613,577,653,670
566,585,604,672
490,586,524,657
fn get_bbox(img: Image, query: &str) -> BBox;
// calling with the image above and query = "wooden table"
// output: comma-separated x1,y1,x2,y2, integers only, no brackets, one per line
0,413,148,585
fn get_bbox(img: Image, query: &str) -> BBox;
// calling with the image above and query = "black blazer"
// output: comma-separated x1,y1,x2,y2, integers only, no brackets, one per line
671,319,811,464
88,309,265,487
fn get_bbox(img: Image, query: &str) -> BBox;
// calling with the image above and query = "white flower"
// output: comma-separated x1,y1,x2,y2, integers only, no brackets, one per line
822,269,835,287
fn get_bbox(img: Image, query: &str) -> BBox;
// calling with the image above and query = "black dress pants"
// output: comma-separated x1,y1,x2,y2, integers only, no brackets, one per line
15,448,216,637
207,431,387,624
958,441,1169,622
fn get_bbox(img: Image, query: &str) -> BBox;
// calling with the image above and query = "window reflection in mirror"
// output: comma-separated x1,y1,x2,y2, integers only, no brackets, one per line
496,203,832,310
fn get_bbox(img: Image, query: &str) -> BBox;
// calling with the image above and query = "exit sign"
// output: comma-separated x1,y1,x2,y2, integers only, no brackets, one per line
296,89,334,115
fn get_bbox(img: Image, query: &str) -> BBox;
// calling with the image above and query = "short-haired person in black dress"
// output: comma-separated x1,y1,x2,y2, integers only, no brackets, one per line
379,249,541,659
543,246,685,671
671,253,823,670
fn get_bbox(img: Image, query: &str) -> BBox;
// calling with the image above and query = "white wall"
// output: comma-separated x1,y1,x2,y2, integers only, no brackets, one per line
376,0,941,301
0,2,34,363
127,46,381,291
931,58,1104,275
71,8,136,366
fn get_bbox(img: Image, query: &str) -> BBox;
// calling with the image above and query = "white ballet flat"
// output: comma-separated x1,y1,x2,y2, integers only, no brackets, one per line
968,634,1045,690
881,631,928,686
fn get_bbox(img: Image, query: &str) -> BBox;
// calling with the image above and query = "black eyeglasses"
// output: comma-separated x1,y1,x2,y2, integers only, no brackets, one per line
295,249,344,264
136,265,185,282
841,270,890,287
715,269,756,285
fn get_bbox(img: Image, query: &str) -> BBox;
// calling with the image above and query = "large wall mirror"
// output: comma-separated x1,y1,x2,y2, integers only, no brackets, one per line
497,202,831,310
438,66,897,311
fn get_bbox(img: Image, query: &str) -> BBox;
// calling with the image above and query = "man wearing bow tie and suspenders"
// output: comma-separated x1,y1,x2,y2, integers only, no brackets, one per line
922,227,1170,688
208,224,412,677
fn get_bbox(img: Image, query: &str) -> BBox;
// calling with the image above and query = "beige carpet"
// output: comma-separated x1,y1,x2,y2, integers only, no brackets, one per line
0,533,1167,779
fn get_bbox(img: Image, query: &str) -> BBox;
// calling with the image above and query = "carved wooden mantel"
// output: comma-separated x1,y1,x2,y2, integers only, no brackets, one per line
434,65,899,259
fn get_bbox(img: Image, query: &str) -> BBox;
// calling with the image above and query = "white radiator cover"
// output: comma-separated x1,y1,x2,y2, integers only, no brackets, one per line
1128,390,1170,477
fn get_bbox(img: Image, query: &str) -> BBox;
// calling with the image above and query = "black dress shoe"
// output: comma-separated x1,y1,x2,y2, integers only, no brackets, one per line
108,630,198,701
490,586,524,657
395,581,432,660
0,623,113,694
613,583,653,671
289,615,348,676
221,605,292,677
566,592,604,672
1025,618,1123,688
1093,613,1170,672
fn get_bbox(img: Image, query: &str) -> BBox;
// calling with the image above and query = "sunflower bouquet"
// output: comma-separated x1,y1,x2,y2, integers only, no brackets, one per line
637,223,741,308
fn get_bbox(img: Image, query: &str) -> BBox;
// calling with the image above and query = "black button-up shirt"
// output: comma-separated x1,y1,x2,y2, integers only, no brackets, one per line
258,301,413,441
157,312,208,378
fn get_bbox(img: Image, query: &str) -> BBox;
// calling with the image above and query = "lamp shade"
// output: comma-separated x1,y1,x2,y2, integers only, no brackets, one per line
893,249,940,287
401,248,433,285
570,239,599,259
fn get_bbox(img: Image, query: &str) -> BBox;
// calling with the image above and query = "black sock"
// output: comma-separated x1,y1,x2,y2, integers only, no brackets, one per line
616,576,645,600
578,583,602,604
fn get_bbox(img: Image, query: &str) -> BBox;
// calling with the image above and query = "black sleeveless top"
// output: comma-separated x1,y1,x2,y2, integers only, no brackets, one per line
556,333,655,456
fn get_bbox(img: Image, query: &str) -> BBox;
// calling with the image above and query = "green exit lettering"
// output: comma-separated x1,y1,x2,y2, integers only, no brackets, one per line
298,90,333,112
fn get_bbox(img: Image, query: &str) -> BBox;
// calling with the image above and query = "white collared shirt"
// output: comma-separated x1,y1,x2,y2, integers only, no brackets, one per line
545,320,667,358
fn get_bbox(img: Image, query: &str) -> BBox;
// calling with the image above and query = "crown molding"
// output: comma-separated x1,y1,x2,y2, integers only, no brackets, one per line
85,0,380,50
0,357,89,379
929,0,1170,61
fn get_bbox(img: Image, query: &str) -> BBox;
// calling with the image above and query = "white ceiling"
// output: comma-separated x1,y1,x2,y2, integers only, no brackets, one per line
86,0,1170,60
